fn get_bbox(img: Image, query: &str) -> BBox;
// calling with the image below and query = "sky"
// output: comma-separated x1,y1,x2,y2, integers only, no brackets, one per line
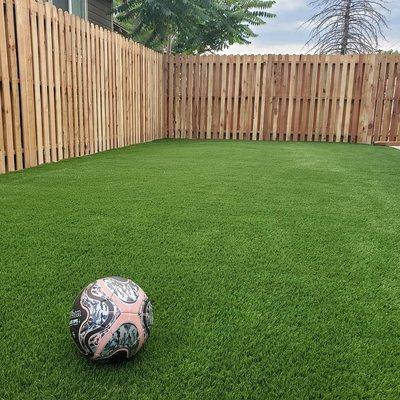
223,0,400,55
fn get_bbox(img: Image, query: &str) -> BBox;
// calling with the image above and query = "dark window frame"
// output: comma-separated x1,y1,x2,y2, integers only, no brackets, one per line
51,0,88,19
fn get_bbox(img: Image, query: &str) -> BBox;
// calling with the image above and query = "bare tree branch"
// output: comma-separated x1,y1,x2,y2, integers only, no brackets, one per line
303,0,390,54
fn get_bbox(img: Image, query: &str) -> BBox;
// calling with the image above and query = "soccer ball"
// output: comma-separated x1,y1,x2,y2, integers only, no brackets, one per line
69,276,153,361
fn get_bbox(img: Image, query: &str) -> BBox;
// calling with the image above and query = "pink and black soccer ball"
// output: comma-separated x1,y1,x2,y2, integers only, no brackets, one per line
69,276,153,361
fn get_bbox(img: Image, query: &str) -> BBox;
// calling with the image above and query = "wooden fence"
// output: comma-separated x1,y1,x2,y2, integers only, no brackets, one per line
0,0,164,174
165,54,400,144
1,1,400,175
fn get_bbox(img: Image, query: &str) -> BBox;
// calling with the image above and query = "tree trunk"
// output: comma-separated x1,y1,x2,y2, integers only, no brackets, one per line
340,0,351,54
166,35,174,54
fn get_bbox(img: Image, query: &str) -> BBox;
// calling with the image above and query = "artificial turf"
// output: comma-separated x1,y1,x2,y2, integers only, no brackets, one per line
1,139,400,399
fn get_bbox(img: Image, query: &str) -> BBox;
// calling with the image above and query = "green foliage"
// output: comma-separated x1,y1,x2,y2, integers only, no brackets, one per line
113,0,275,54
379,49,400,55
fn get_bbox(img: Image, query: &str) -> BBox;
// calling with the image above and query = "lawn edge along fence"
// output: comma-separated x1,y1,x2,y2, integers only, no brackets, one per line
0,0,164,174
1,1,400,174
165,54,400,144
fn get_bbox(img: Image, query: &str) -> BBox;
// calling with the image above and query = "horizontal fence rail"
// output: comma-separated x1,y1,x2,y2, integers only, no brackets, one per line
165,54,400,144
0,0,164,174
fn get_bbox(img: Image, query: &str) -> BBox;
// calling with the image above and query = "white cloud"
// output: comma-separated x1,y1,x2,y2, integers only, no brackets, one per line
380,37,400,51
259,19,307,33
221,42,306,55
382,20,400,50
272,0,308,13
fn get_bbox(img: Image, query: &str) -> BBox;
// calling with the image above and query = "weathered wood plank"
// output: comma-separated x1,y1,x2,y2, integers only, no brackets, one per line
0,0,15,171
16,0,38,167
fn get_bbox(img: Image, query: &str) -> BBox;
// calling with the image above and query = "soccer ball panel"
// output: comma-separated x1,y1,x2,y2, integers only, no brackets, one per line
95,323,140,359
141,298,153,337
103,276,141,304
81,283,120,327
70,284,120,358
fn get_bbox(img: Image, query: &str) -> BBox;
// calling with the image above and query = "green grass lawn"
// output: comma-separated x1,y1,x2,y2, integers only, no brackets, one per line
1,140,400,399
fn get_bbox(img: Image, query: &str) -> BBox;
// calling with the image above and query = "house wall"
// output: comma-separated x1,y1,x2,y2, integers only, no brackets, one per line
88,0,113,30
50,0,113,31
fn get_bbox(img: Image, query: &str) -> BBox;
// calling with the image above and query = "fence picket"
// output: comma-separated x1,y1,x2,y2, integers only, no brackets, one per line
0,0,15,171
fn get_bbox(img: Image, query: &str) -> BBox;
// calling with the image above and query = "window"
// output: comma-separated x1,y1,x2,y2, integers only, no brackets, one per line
52,0,68,10
51,0,87,19
70,0,87,19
